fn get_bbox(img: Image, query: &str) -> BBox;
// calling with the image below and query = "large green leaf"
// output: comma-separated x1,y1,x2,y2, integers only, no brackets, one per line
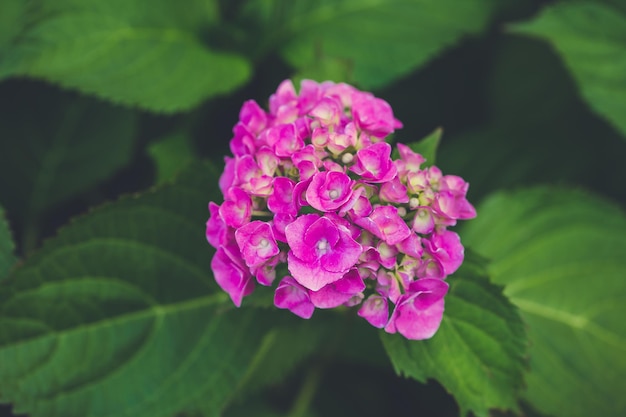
244,0,500,89
0,206,16,280
0,162,322,417
460,187,626,417
381,252,527,417
0,0,250,112
511,2,626,139
0,84,136,234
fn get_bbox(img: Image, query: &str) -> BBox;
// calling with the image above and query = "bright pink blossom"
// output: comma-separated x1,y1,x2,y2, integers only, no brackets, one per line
385,278,449,340
423,230,465,276
305,171,354,212
309,269,365,308
286,214,362,291
351,142,397,183
211,246,254,307
351,91,403,138
274,276,315,319
206,78,475,341
358,295,389,328
235,221,280,269
355,206,411,245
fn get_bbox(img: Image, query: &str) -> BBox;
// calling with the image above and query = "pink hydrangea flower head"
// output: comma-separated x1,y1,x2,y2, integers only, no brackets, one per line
206,78,475,340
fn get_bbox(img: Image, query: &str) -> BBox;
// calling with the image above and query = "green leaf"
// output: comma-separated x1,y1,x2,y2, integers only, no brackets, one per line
0,161,306,417
381,252,527,417
147,132,197,185
0,85,136,230
247,0,500,89
0,205,17,280
511,2,626,139
0,0,250,112
460,187,626,417
0,0,26,49
394,127,442,167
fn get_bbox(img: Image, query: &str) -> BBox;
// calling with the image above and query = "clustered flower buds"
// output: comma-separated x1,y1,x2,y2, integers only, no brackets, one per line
206,79,476,340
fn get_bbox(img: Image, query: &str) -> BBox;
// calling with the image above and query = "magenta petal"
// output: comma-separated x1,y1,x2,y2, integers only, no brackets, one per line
268,177,297,215
206,202,226,248
239,99,268,134
235,221,280,268
384,279,449,340
424,230,465,276
274,276,315,319
396,233,423,259
356,206,411,245
285,214,320,262
211,247,254,307
351,142,398,183
287,251,345,291
306,171,354,212
304,217,340,249
379,177,409,203
309,269,365,308
320,230,362,272
358,295,389,328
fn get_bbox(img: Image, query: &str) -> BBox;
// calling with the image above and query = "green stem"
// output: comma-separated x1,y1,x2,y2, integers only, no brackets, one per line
287,364,323,417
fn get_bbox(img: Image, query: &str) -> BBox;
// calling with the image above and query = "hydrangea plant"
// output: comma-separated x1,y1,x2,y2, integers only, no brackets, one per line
206,80,476,340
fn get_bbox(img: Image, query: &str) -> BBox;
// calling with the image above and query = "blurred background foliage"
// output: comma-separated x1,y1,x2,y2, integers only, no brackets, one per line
0,0,625,417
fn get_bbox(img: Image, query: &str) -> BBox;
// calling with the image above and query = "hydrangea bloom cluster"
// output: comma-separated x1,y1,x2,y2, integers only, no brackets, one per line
206,79,476,340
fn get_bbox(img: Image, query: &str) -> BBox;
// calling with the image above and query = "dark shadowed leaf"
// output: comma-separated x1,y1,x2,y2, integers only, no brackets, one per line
381,252,527,417
0,85,136,228
438,35,626,203
461,187,626,417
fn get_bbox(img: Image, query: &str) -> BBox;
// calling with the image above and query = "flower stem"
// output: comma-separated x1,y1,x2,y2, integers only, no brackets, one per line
287,364,323,417
251,210,272,217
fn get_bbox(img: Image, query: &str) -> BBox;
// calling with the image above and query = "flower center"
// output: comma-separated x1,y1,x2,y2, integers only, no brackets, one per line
259,238,269,248
316,238,329,254
329,189,340,199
